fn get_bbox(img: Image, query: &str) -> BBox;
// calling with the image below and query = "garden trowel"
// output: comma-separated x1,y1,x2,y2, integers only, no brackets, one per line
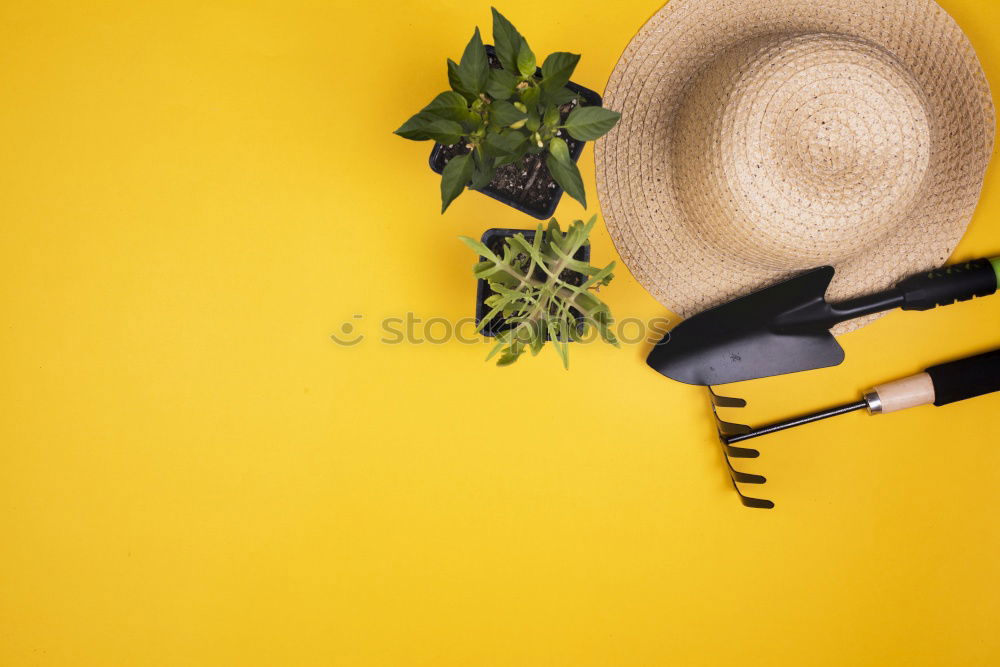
648,257,1000,385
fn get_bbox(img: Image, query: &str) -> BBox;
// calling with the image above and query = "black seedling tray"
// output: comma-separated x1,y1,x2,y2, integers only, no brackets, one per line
475,227,590,338
430,45,603,219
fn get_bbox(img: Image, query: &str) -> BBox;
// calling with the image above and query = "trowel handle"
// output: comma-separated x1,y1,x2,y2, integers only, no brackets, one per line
897,257,999,311
867,349,1000,414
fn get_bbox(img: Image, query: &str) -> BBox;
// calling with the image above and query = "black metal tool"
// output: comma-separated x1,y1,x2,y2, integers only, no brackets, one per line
711,348,1000,508
649,258,1000,385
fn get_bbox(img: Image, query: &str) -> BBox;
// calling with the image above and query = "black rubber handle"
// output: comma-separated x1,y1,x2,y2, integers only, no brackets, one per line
897,258,998,311
925,349,1000,407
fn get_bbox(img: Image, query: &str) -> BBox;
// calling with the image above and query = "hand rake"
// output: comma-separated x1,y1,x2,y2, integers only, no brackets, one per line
710,348,1000,508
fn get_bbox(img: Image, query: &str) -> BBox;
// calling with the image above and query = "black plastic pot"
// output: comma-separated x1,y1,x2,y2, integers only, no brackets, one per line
430,46,603,220
475,228,591,338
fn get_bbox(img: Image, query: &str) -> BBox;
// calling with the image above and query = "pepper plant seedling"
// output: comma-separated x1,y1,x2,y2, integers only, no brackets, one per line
460,216,618,368
395,8,621,213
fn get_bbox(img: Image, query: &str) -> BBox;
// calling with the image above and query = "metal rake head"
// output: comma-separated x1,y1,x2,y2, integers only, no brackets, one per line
708,387,775,509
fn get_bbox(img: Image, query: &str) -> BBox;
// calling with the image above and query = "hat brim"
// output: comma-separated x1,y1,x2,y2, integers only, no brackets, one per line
596,0,995,333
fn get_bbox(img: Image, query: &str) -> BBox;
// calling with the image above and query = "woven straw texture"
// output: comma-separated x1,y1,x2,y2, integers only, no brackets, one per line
595,0,995,333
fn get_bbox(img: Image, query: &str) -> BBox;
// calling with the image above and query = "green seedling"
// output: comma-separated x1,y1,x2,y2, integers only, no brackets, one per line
395,8,621,213
460,217,618,368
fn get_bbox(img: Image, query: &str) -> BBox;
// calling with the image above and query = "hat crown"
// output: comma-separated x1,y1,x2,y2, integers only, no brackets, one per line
672,33,931,270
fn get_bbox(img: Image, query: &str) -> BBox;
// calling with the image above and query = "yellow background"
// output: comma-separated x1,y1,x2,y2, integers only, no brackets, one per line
2,0,1000,664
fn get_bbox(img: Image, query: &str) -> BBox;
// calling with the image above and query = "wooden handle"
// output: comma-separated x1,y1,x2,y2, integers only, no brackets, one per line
869,372,935,414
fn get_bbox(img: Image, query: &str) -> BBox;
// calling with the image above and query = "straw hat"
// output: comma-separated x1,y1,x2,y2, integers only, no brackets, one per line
595,0,994,332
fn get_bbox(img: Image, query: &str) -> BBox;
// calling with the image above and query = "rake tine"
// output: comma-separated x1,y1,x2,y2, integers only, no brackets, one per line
729,481,776,509
708,387,747,409
708,386,775,509
714,413,752,435
722,455,766,485
722,442,760,459
720,448,774,508
709,392,758,457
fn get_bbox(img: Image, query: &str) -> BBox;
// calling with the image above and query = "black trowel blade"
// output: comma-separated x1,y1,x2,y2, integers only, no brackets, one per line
647,266,846,385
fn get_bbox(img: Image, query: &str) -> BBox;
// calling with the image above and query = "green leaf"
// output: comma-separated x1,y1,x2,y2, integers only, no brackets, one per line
543,105,561,128
543,86,579,106
486,337,508,358
489,100,527,127
496,350,520,366
484,130,526,156
471,170,493,189
494,154,520,168
475,261,499,279
458,28,489,95
526,104,542,133
562,106,621,141
422,91,471,123
519,84,540,110
440,152,474,213
528,320,544,355
491,8,524,73
424,118,464,144
420,90,483,135
394,112,434,141
458,235,499,262
545,153,586,207
460,114,485,136
448,59,475,101
548,136,571,164
485,68,518,100
516,39,536,78
394,113,463,144
470,150,495,188
580,261,616,290
546,319,570,369
540,52,580,92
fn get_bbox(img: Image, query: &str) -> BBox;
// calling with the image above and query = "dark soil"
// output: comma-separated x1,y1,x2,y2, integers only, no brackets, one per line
434,118,583,214
430,50,587,216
